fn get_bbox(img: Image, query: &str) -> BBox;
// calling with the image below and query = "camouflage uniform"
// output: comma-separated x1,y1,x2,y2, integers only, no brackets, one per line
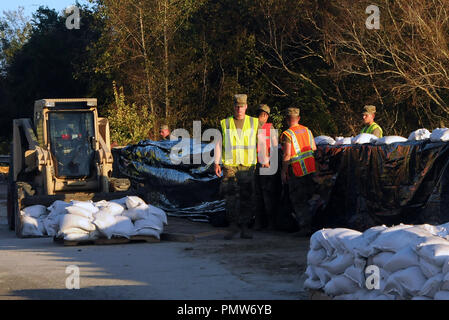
220,164,256,226
255,163,279,228
281,107,317,233
287,167,315,229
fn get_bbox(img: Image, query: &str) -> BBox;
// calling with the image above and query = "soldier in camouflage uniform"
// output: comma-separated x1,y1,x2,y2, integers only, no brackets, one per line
280,107,317,236
254,104,280,230
214,94,258,240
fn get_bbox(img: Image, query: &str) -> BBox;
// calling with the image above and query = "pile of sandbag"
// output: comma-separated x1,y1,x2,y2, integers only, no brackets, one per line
315,136,336,146
20,196,167,241
305,223,449,300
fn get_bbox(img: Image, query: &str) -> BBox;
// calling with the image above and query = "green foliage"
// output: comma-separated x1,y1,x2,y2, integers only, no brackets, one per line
108,82,154,145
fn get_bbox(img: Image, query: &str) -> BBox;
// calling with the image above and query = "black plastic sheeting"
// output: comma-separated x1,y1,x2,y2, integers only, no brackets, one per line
114,139,449,230
113,139,225,221
312,140,449,231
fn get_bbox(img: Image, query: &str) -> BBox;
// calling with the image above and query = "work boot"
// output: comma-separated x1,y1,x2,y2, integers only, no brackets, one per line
224,223,240,240
240,225,253,239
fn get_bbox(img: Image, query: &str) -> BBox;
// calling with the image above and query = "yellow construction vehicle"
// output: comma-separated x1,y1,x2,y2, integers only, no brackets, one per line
7,98,131,237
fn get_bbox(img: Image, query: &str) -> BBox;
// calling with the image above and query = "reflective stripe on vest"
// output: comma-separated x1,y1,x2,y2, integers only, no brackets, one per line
283,125,316,177
221,115,258,166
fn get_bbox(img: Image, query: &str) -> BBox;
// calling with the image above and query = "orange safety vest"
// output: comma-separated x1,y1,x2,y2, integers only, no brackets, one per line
282,124,316,177
257,122,272,156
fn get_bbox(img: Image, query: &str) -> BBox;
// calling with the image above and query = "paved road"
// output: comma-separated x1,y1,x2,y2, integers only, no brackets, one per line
0,182,309,300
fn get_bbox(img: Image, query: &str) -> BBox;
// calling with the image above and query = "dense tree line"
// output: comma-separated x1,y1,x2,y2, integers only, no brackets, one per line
1,0,449,149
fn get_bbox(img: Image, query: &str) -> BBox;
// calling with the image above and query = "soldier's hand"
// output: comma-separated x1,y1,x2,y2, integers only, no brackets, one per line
214,163,222,177
261,162,270,168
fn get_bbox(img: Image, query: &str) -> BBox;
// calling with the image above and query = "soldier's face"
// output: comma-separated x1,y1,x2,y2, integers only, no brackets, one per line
258,112,269,124
160,129,170,138
363,113,374,124
234,104,247,118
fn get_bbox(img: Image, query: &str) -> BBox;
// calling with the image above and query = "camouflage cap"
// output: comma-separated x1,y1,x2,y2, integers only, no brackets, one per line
363,105,376,115
286,107,300,117
258,104,270,115
160,124,169,131
234,94,248,106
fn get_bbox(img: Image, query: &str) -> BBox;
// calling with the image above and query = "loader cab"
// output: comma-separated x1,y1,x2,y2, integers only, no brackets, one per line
34,99,102,193
47,111,95,178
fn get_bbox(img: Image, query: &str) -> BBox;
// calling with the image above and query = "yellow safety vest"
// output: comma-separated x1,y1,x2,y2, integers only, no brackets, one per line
361,122,383,138
221,115,258,167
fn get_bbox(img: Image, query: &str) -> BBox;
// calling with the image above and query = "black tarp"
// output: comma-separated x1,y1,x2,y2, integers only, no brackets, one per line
114,139,449,230
113,139,225,221
312,140,449,231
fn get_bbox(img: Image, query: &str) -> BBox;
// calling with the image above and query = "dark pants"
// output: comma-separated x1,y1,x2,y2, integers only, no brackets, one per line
220,165,256,225
287,168,316,229
255,163,280,227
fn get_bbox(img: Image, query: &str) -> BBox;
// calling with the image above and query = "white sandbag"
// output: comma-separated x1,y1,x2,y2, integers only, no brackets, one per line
368,225,435,254
320,252,354,275
335,137,353,145
430,128,449,142
304,278,323,290
123,204,150,221
93,211,117,239
21,215,45,236
310,228,362,254
439,272,449,291
307,248,327,266
70,200,99,213
383,247,420,273
323,274,359,296
65,205,95,220
148,204,168,225
59,214,96,233
47,200,70,215
371,252,395,269
419,274,443,297
434,291,449,300
375,136,407,145
112,215,135,238
125,196,146,209
95,202,124,216
356,225,389,257
351,133,378,145
305,265,332,287
419,256,442,278
43,214,61,236
134,215,164,232
408,129,431,141
109,197,128,209
442,260,449,274
315,136,336,146
134,227,161,239
416,243,449,267
384,266,427,298
343,265,365,288
22,205,47,218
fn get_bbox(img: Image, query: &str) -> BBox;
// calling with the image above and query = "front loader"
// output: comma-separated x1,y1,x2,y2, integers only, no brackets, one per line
7,98,132,237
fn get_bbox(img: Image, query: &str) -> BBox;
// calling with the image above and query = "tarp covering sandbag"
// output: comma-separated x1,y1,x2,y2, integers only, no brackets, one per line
113,139,225,221
313,140,449,231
